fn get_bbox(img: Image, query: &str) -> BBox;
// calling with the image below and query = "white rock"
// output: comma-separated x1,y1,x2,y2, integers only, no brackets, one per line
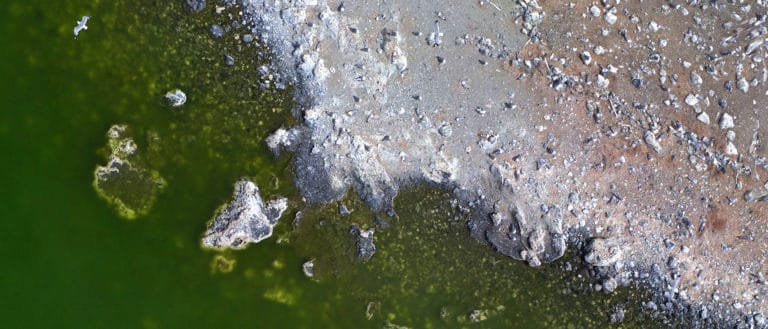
719,113,735,130
604,12,617,25
690,72,702,86
737,78,749,93
164,89,187,107
302,260,315,278
596,74,610,88
648,21,659,32
589,5,601,17
685,93,698,106
696,112,710,125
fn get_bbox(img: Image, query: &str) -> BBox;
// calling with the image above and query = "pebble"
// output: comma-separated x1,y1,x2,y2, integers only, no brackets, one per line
690,72,702,86
594,46,606,55
648,21,659,32
580,51,592,65
596,74,610,88
438,123,453,137
696,112,710,125
737,78,749,93
604,12,618,25
719,112,734,129
242,34,254,43
589,5,601,17
684,93,698,106
224,54,235,66
644,130,663,153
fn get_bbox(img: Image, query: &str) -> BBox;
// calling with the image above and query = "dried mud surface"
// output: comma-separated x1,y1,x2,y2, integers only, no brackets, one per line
242,0,768,326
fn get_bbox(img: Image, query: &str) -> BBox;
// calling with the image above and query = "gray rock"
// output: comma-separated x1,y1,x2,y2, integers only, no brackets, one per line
349,224,376,261
201,179,288,249
224,54,235,66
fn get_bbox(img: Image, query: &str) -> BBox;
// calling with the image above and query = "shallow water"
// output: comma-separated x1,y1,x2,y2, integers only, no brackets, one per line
1,1,668,328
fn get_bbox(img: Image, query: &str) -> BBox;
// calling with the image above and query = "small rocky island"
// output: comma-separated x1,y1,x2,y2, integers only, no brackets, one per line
93,124,165,219
201,179,288,249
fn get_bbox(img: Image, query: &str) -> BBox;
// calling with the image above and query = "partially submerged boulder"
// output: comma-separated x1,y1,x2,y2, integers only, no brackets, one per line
201,179,288,249
93,124,165,219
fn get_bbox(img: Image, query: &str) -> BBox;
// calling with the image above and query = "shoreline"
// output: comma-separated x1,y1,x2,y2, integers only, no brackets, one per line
239,0,768,326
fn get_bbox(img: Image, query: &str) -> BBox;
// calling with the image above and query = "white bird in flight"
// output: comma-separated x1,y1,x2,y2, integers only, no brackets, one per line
74,16,90,39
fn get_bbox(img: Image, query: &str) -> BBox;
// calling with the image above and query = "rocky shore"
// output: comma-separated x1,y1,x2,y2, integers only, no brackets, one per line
226,0,768,326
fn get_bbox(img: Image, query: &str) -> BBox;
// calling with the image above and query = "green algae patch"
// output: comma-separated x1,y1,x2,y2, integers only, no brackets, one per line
93,124,166,219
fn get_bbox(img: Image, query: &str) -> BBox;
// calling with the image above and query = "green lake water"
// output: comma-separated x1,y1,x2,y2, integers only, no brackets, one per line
1,1,668,328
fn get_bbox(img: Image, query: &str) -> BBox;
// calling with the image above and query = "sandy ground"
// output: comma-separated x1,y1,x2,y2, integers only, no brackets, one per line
238,0,768,326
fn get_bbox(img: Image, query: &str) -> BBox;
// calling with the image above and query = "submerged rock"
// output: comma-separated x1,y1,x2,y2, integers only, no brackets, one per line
210,254,236,274
93,124,165,219
201,179,288,249
349,224,375,261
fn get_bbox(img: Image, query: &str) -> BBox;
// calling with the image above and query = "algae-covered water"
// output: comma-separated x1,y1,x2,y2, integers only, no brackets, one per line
1,1,666,328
